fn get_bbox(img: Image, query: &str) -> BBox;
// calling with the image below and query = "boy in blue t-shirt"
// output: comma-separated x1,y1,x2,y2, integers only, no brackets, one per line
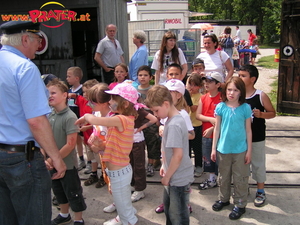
239,65,276,207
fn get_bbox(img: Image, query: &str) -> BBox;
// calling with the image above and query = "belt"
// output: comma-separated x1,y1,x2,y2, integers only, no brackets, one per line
105,164,132,178
0,143,26,152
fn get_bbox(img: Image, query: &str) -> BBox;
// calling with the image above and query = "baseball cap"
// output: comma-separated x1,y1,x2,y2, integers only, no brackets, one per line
105,82,139,105
0,21,41,36
41,74,57,85
202,71,224,83
164,79,185,95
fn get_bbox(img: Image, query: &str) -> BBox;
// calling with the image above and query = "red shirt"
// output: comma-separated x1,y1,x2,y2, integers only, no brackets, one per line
248,33,257,45
75,95,93,144
201,92,221,138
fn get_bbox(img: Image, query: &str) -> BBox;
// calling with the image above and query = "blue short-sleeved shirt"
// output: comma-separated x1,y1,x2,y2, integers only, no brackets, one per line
0,45,51,145
215,102,252,154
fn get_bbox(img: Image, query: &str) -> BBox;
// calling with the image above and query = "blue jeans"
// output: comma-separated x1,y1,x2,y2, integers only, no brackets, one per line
0,150,52,225
163,184,191,225
202,137,218,175
107,164,138,225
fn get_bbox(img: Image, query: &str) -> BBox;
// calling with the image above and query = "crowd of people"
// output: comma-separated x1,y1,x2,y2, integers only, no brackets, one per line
0,20,276,225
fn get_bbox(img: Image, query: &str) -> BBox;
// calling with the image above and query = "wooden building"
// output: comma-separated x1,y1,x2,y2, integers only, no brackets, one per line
277,0,300,114
0,0,130,82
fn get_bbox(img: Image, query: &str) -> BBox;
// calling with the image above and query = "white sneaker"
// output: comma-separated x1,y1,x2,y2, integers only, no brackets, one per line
103,215,122,225
103,203,116,213
84,163,92,174
131,191,145,202
77,160,86,171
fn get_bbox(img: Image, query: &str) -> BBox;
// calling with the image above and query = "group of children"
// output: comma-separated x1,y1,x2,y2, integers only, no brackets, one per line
44,54,275,224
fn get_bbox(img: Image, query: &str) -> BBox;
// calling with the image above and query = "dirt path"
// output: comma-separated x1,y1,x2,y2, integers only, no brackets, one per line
254,67,278,94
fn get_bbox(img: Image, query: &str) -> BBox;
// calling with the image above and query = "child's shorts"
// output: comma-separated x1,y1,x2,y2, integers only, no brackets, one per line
250,141,266,183
51,167,87,212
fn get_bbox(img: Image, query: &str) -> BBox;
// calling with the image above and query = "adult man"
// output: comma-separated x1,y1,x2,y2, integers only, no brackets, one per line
247,29,257,46
94,24,124,85
234,26,241,43
0,21,66,225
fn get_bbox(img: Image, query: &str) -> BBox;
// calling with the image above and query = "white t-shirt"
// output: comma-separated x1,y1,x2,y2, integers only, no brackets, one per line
160,109,193,132
151,48,187,84
197,50,229,78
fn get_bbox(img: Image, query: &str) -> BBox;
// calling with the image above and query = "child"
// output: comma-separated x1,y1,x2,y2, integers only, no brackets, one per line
47,79,86,225
190,58,205,77
137,65,162,176
69,79,107,188
155,79,195,214
187,73,203,177
239,65,276,207
243,42,250,65
250,39,259,65
108,63,129,90
145,84,194,225
211,77,252,220
196,72,223,190
75,82,141,225
66,66,85,171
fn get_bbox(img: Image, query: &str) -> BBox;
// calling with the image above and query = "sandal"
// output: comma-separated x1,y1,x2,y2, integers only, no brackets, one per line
95,177,106,188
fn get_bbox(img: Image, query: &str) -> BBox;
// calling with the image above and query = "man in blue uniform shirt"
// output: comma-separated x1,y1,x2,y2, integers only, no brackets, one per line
0,20,66,225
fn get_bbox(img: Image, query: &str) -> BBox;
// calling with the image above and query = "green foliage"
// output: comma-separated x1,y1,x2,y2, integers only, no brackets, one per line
257,55,279,69
189,0,282,44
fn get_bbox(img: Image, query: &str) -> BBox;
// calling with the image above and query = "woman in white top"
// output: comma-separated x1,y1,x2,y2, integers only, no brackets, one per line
197,34,233,82
151,31,187,85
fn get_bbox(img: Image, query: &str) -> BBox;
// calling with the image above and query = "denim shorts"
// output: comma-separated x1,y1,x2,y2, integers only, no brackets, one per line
0,150,52,225
51,167,86,212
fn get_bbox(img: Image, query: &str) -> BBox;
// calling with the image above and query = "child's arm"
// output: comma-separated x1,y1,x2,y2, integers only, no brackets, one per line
154,70,160,85
135,113,158,133
203,126,214,138
59,133,78,159
196,98,216,125
76,114,123,131
188,130,195,140
161,147,183,186
253,92,276,119
68,93,77,99
211,115,221,162
244,117,252,164
80,124,93,132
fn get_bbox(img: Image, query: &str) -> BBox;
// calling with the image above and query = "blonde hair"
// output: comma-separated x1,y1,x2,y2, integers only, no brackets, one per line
145,85,173,108
68,67,83,80
47,78,68,93
82,79,99,89
171,91,188,112
87,83,110,104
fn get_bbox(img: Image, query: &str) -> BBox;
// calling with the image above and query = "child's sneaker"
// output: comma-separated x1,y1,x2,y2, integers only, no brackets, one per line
254,192,266,207
131,191,145,202
74,219,85,225
103,203,116,213
51,214,71,225
77,160,86,171
84,163,92,174
198,179,217,190
155,203,164,213
146,164,154,177
103,215,122,225
84,175,98,186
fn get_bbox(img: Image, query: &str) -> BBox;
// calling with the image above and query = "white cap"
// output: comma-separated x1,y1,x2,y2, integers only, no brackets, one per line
164,79,185,95
202,71,224,83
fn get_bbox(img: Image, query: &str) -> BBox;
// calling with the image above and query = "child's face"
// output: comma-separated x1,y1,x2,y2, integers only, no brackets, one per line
239,71,255,87
109,97,119,113
114,66,127,83
166,38,176,50
204,79,219,92
150,102,169,119
48,86,67,108
193,65,205,75
82,87,88,100
167,67,181,80
188,82,201,95
226,82,241,102
138,70,151,85
66,70,78,86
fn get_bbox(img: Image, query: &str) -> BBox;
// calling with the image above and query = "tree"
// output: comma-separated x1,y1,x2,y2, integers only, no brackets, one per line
189,0,282,44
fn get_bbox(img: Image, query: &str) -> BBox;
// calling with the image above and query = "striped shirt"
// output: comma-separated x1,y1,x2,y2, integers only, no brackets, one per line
102,115,134,166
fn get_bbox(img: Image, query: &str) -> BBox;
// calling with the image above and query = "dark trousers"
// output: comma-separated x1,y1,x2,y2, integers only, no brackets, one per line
189,125,202,167
102,67,115,85
130,141,146,191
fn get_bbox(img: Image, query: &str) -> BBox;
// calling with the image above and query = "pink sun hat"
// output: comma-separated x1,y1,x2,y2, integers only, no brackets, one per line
105,82,145,110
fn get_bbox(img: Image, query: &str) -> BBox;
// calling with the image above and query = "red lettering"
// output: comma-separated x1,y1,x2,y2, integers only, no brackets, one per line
19,15,30,21
85,13,90,21
68,10,76,21
11,15,19,21
38,11,49,22
47,10,58,21
29,10,41,23
54,10,63,21
1,15,11,21
61,11,68,20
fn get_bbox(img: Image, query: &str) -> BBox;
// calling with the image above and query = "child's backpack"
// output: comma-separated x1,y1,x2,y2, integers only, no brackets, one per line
221,36,234,48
